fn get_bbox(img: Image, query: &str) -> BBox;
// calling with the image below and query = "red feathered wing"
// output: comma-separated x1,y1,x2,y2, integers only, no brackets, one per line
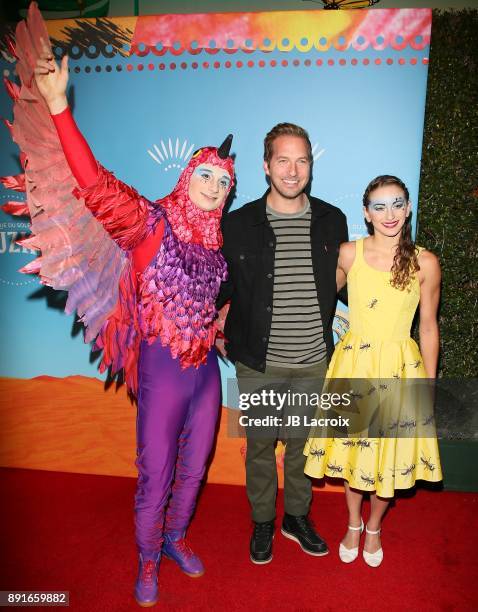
1,2,126,345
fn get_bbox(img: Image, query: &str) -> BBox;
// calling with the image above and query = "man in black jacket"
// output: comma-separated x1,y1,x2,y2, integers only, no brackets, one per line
217,123,348,564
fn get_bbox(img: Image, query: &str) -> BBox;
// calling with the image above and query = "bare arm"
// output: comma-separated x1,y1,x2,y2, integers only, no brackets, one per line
336,241,356,291
336,213,349,303
418,250,441,378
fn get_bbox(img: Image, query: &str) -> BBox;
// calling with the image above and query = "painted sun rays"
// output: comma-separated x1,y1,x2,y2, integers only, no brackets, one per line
147,137,195,171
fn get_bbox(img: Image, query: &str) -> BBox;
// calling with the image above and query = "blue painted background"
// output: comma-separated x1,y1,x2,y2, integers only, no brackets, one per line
0,34,429,384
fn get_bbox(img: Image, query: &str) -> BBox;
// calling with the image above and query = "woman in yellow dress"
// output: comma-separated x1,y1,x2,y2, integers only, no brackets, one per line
304,175,443,567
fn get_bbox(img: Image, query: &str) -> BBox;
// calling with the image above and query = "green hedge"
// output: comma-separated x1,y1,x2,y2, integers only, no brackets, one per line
417,9,478,377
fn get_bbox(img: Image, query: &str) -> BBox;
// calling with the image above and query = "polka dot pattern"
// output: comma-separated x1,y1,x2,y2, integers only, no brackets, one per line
50,33,430,60
69,57,425,73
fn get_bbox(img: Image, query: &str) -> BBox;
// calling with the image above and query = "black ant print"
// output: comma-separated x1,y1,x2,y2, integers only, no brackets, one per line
410,360,422,369
310,448,326,458
392,373,400,379
360,471,376,487
379,384,388,391
399,463,416,477
359,342,371,351
327,461,344,475
356,439,375,452
348,463,355,477
399,418,416,431
422,414,435,426
420,455,436,472
388,420,399,430
368,386,377,395
367,298,378,309
377,472,384,483
343,344,353,351
341,440,356,447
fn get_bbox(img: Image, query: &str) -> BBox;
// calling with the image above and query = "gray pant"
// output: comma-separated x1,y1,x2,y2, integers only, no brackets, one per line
236,360,327,523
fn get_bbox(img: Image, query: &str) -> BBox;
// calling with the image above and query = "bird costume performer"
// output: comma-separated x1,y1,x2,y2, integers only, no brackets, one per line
1,4,234,606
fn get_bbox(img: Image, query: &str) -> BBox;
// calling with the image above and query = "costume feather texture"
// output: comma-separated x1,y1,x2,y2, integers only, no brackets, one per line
1,2,126,344
2,2,234,395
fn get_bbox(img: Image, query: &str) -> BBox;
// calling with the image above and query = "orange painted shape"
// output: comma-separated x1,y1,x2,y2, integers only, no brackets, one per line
131,10,362,51
45,16,138,54
40,9,431,56
130,9,430,52
0,376,340,491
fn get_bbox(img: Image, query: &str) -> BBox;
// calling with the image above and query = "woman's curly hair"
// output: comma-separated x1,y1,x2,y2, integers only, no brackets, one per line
363,175,420,291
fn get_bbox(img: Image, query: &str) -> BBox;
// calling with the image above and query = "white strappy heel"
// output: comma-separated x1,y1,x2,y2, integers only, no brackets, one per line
363,525,384,567
338,519,364,563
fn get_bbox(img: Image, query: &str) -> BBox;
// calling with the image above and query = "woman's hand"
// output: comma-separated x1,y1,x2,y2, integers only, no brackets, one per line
34,37,69,114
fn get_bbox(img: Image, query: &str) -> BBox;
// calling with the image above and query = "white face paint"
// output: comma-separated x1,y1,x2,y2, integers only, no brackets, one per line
188,164,232,211
367,196,407,213
364,184,411,237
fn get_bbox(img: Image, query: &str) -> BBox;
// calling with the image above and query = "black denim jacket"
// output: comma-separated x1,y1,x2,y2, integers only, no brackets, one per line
216,192,349,372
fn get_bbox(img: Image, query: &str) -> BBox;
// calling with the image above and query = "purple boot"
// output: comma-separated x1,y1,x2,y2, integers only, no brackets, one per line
163,533,205,577
134,552,160,607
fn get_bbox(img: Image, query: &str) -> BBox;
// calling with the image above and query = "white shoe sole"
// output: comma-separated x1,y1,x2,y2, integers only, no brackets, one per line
250,554,273,565
281,528,329,556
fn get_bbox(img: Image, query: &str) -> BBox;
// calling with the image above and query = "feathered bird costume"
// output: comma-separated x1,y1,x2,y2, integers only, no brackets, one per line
2,3,235,594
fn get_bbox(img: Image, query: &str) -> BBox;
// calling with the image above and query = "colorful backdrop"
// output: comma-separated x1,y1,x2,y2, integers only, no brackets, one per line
0,8,431,486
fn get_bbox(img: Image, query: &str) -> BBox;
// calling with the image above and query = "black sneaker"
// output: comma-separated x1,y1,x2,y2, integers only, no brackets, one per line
281,514,329,556
250,520,274,564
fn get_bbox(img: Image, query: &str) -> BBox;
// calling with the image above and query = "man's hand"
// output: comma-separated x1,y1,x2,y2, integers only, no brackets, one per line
34,37,69,114
215,336,228,358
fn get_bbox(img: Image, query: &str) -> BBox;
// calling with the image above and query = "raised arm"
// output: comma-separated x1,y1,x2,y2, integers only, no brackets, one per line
34,39,157,252
51,107,98,188
34,38,70,115
417,250,441,378
34,41,100,187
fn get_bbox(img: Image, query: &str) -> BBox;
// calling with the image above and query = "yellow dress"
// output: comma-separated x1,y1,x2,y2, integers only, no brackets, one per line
304,238,442,497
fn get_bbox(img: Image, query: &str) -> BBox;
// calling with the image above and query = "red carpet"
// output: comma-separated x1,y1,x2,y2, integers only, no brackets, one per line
1,468,477,611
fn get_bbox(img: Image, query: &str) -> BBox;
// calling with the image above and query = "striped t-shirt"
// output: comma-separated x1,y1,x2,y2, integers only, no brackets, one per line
266,200,327,367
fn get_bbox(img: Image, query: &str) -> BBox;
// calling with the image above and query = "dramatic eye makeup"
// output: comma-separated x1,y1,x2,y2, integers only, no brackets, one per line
367,196,406,212
193,166,231,190
194,166,213,181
